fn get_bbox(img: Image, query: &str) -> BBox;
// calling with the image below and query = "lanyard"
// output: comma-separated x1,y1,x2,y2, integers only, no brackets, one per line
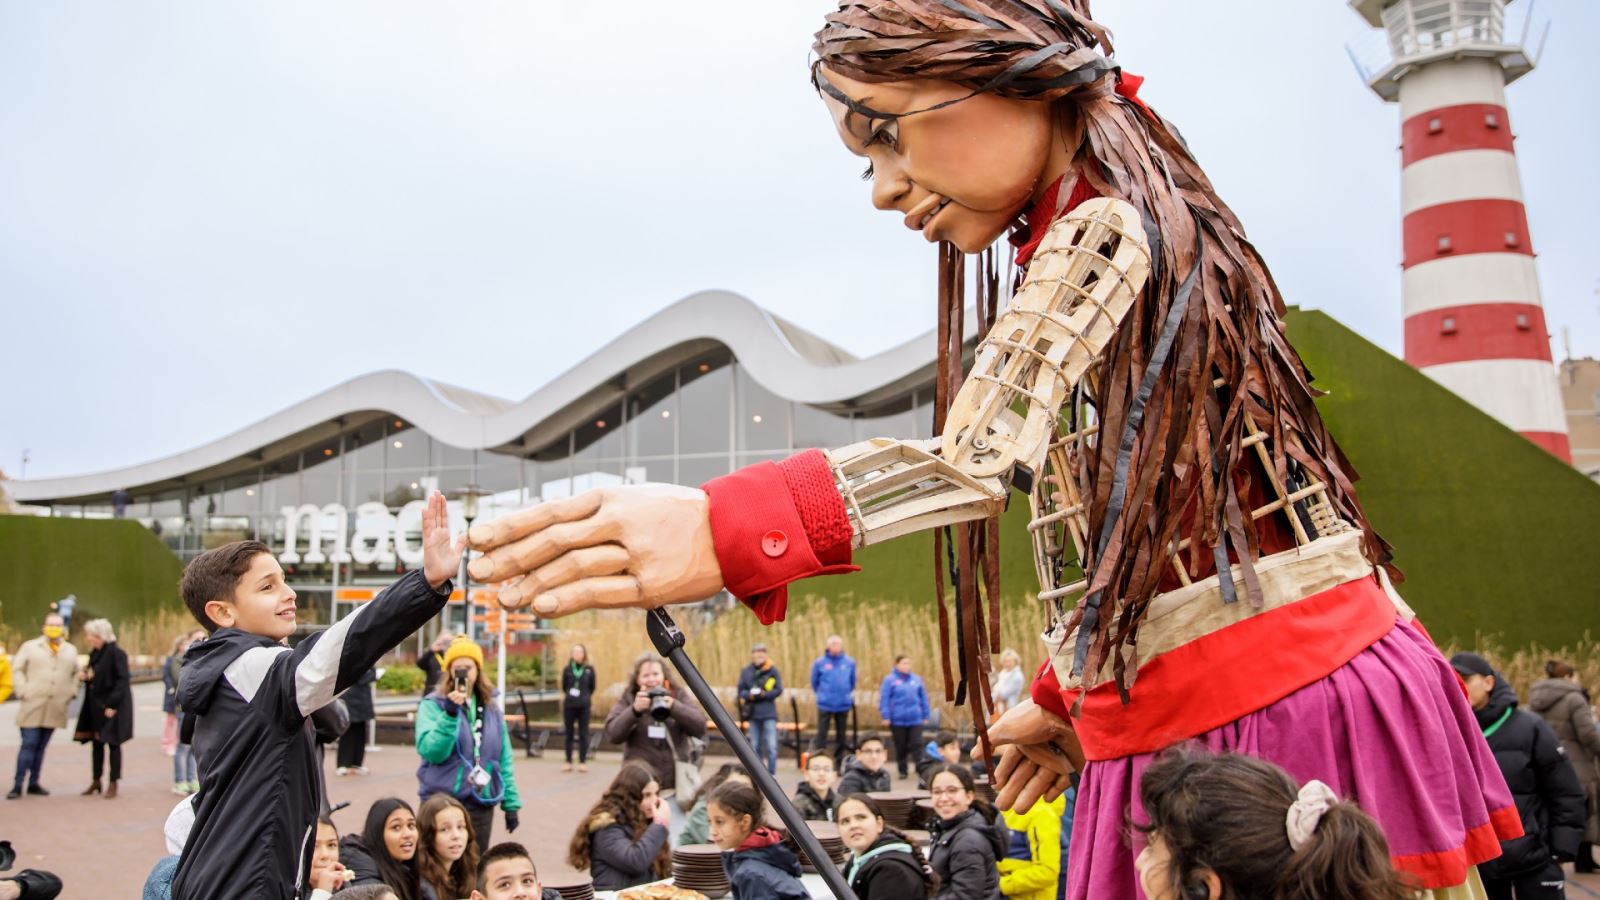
1481,706,1514,739
470,703,486,766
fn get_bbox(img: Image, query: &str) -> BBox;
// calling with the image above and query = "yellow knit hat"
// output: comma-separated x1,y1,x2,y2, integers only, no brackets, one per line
442,637,484,671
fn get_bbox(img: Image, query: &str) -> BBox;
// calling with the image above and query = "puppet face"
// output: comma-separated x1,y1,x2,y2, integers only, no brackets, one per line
819,67,1054,252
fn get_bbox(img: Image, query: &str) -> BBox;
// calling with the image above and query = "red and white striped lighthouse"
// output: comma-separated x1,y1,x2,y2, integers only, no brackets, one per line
1352,0,1570,462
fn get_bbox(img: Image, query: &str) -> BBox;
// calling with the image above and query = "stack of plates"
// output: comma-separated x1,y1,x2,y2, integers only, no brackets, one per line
773,821,850,873
868,791,919,829
672,844,730,899
540,873,595,900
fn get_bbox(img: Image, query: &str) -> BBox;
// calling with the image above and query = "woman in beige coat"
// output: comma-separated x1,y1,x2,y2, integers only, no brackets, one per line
1529,658,1600,873
8,613,80,799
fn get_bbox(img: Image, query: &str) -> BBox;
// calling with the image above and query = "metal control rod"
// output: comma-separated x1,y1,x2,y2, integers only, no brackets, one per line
647,608,858,900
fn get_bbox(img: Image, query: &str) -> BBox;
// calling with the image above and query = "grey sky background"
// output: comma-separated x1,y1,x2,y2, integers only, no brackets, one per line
3,1,1596,482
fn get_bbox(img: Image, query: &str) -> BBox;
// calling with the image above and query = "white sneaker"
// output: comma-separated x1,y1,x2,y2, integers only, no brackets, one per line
171,784,187,795
336,767,351,777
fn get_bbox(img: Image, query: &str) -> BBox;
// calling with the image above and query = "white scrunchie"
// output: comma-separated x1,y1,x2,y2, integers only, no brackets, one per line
1285,779,1339,852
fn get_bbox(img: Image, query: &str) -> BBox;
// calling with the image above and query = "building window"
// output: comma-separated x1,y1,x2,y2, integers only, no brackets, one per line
1428,117,1442,134
1437,235,1453,253
1504,231,1519,248
1485,112,1500,129
1441,316,1457,334
1515,312,1530,330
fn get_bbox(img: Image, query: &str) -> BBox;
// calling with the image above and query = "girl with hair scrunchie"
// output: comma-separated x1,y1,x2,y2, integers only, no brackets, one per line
1135,749,1413,900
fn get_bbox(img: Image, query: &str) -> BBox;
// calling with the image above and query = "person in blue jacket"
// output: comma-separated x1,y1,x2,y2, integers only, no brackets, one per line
736,644,784,775
878,655,931,780
810,635,857,761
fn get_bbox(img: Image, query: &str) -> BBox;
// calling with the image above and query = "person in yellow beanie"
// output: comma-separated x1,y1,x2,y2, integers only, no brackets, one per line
415,637,522,854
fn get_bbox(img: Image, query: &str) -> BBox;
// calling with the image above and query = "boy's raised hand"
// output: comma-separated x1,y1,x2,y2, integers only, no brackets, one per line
422,490,467,590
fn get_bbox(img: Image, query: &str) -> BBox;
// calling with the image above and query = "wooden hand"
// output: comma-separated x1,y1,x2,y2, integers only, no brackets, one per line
467,484,722,617
988,698,1083,813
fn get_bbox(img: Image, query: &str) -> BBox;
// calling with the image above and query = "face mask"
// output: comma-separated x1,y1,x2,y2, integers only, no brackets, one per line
43,626,65,640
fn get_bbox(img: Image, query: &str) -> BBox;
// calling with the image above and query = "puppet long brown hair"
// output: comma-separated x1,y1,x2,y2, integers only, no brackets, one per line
814,0,1393,701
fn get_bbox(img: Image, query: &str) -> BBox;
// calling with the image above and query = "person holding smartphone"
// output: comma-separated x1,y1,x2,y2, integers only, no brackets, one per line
415,638,522,855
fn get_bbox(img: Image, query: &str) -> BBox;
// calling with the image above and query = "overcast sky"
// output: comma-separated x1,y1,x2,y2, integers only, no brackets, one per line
3,1,1596,482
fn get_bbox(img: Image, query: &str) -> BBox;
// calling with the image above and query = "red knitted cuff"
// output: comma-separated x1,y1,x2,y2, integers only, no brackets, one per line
1031,659,1072,722
703,456,858,626
775,449,853,566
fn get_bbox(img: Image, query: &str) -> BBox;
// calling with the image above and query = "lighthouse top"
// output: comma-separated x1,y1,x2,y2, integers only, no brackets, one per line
1350,0,1536,100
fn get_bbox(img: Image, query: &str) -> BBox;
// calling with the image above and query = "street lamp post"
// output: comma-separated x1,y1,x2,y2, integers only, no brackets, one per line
453,484,490,644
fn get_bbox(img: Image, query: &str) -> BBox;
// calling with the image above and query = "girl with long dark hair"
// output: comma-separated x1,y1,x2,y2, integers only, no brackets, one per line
568,760,672,890
839,793,938,899
925,765,1004,899
340,797,425,900
1136,749,1412,900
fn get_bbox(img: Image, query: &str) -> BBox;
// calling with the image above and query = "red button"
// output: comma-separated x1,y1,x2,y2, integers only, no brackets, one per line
761,530,789,557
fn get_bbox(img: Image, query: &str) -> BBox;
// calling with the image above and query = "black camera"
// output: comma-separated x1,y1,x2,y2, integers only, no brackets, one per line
452,668,469,694
647,688,672,722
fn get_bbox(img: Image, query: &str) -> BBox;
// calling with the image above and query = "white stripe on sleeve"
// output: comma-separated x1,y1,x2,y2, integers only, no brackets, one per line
294,600,373,717
224,646,291,704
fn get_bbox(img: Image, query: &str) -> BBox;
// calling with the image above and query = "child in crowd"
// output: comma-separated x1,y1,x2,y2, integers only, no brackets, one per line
568,761,672,890
333,887,400,900
1135,748,1413,900
708,780,809,900
418,794,480,900
998,789,1062,900
838,793,938,899
794,752,838,821
170,491,463,899
471,842,562,900
917,730,962,789
836,734,893,800
682,763,752,846
925,765,1005,900
341,798,425,900
308,815,355,898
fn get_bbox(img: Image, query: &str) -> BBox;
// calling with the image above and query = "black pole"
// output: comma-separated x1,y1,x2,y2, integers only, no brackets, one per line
647,609,858,900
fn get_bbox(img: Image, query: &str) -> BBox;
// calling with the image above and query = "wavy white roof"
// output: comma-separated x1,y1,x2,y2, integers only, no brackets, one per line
13,290,975,503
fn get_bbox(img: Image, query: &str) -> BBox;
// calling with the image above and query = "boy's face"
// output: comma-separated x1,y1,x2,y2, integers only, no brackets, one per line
857,741,887,772
205,553,297,639
473,856,541,900
1463,673,1495,710
806,758,836,793
940,741,961,764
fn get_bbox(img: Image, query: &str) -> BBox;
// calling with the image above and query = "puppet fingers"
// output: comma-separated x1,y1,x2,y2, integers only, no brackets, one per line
469,514,620,584
466,491,604,553
496,544,630,609
994,755,1040,812
1011,765,1060,814
532,575,645,618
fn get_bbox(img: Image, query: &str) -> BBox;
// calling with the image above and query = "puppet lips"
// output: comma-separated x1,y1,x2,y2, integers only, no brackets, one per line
904,196,951,233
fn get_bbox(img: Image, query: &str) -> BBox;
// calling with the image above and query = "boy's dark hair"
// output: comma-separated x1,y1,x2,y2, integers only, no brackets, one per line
935,730,958,748
476,842,536,893
1138,748,1413,900
333,887,399,900
180,540,273,632
855,732,886,750
807,752,835,767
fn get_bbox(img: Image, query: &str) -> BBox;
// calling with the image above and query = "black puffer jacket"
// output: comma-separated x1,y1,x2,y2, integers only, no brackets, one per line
846,833,934,900
836,756,892,800
1477,671,1587,879
794,781,836,821
929,808,1006,899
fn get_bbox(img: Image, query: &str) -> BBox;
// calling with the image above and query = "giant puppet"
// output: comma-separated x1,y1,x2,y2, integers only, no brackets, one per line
469,3,1516,896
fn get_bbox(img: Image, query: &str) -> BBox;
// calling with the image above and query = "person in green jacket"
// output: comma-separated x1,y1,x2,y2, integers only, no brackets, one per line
415,638,521,854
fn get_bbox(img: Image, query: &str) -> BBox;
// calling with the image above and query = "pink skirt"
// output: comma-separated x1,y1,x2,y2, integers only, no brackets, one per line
1064,618,1516,897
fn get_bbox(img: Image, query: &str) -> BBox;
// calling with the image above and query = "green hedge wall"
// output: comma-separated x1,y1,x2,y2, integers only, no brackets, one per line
0,517,184,632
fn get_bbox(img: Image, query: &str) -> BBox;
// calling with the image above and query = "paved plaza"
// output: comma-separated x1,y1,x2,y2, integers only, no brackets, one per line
2,681,1597,897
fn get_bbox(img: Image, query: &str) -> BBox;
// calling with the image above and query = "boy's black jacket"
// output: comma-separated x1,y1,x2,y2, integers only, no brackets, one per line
172,570,450,900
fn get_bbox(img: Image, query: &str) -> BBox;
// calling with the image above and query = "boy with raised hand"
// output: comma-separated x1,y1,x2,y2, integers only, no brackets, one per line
471,842,561,900
172,491,464,900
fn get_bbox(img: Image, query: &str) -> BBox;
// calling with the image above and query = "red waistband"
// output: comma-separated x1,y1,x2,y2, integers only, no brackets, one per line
1058,575,1397,760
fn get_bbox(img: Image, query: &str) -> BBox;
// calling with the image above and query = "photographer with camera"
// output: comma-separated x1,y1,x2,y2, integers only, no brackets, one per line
415,638,522,855
602,653,707,806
